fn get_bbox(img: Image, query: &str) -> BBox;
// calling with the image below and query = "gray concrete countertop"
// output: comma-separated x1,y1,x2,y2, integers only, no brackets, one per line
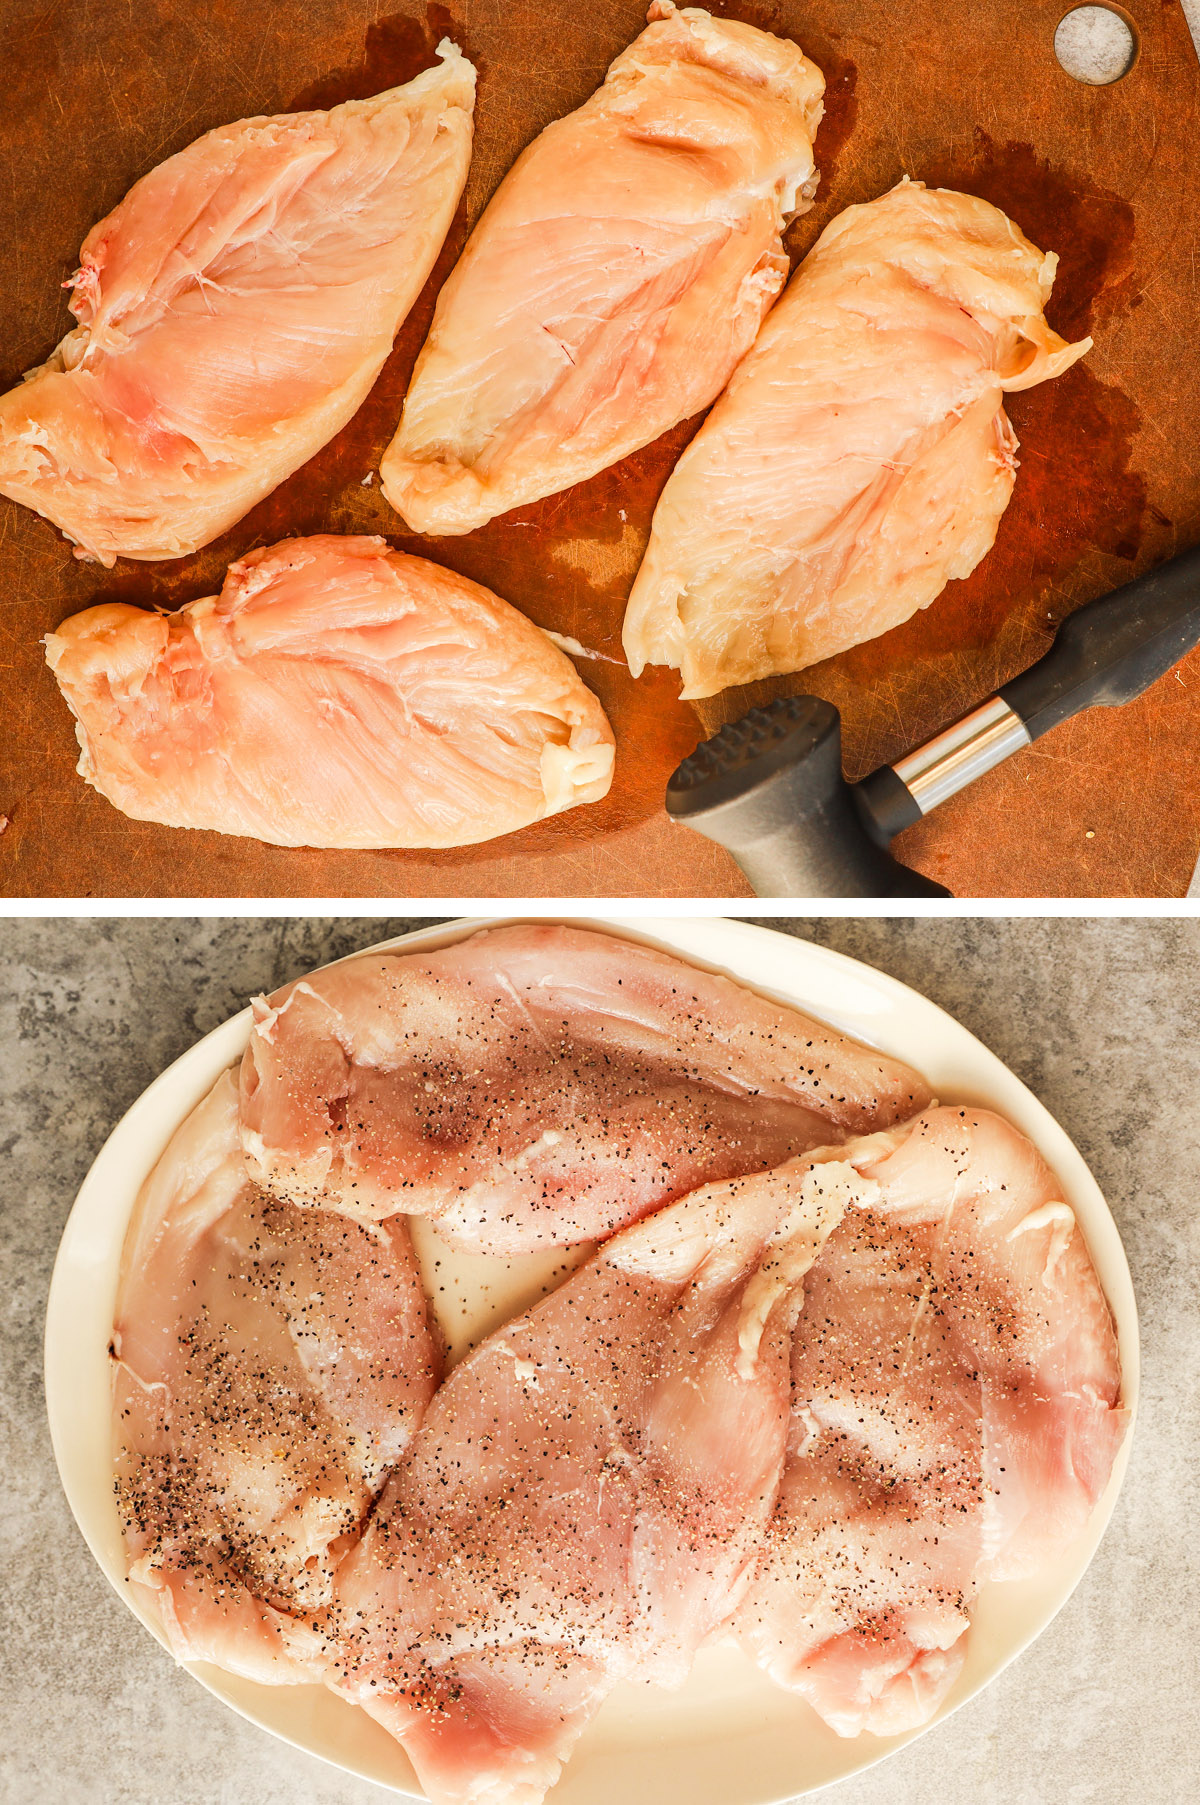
2,917,1198,1805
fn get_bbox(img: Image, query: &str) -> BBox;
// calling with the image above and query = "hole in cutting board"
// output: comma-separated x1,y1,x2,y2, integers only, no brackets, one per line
1054,6,1137,83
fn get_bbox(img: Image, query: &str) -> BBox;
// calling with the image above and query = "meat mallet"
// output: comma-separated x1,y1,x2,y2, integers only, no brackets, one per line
665,541,1200,897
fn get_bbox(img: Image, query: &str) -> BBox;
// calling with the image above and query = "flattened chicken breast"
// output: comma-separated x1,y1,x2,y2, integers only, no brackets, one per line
330,1154,874,1805
857,1108,1126,1584
623,180,1091,696
381,1,824,534
239,923,931,1250
0,49,474,564
736,1107,1125,1737
112,1070,439,1684
45,535,614,848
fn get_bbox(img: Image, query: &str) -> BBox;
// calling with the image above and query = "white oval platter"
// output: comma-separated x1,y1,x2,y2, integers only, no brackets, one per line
45,915,1139,1803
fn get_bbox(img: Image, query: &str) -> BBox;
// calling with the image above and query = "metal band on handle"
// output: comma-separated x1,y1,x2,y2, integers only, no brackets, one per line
892,697,1032,817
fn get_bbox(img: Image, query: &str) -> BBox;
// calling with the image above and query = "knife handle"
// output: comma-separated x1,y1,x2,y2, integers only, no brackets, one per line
999,541,1200,741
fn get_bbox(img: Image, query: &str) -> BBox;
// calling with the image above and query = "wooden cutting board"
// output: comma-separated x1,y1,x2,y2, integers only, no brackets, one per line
1,0,1197,899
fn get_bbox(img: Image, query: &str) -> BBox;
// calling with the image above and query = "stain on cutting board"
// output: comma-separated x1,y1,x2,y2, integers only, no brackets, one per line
286,7,481,110
1,0,1197,897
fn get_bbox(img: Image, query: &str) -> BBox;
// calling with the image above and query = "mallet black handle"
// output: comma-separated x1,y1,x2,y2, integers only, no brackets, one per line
857,539,1200,842
1001,538,1200,732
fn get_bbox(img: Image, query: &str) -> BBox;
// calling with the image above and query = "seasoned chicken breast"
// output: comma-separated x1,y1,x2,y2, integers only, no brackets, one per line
239,922,932,1250
623,180,1091,697
0,48,474,564
112,1070,439,1684
45,535,614,848
735,1108,1125,1737
381,1,824,535
331,1154,870,1805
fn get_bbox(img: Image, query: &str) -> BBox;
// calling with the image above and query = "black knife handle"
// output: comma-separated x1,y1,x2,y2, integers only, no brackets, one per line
1000,541,1200,741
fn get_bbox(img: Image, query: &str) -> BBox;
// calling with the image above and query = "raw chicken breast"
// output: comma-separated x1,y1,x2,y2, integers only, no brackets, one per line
855,1107,1126,1583
623,180,1091,697
380,1,825,535
45,535,614,847
330,1154,875,1805
0,49,474,564
239,923,931,1251
736,1201,983,1736
735,1108,1124,1737
112,1069,439,1684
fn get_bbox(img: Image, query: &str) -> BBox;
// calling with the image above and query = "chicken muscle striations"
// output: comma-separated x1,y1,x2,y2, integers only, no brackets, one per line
112,1069,440,1684
239,923,931,1252
330,1155,875,1805
855,1108,1126,1584
0,49,474,564
45,535,614,848
380,1,824,535
735,1108,1125,1737
623,180,1091,697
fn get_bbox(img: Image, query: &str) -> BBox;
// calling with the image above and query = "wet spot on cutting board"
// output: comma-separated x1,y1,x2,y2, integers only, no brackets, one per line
407,410,704,665
286,7,482,113
915,131,1139,337
1007,362,1147,575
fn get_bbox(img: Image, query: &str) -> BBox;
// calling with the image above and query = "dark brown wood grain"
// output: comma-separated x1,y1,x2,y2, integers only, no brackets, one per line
1,0,1197,898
